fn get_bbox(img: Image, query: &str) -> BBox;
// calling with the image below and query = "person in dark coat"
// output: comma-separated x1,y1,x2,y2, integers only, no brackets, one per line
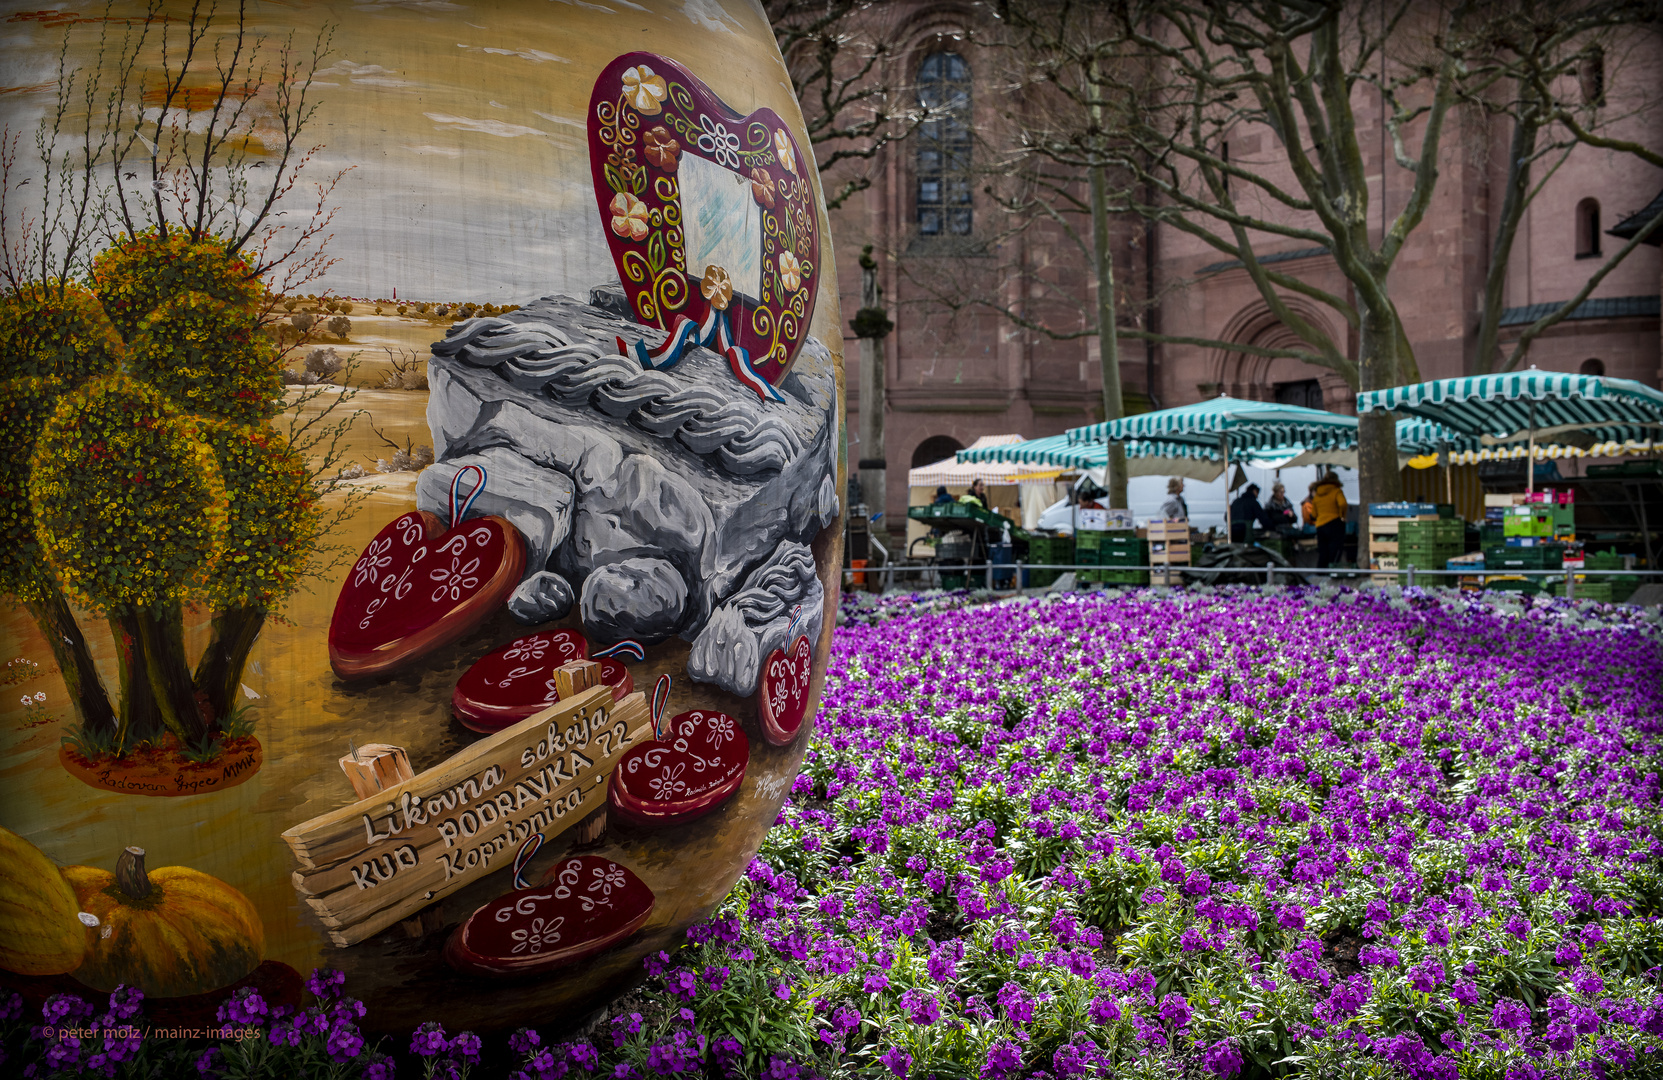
933,485,954,505
1229,484,1262,543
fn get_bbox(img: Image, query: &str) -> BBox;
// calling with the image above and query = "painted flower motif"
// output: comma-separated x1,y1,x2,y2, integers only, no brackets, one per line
773,128,797,174
609,192,650,242
621,66,667,115
643,126,680,172
696,114,741,169
701,264,733,311
777,249,802,292
750,167,776,208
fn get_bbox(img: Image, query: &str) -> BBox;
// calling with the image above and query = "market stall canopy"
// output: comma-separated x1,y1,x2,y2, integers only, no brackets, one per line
956,432,1342,480
1356,371,1663,447
1065,395,1361,452
907,434,1031,488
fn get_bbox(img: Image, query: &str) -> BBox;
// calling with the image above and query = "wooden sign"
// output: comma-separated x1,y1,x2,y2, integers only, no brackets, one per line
282,686,650,946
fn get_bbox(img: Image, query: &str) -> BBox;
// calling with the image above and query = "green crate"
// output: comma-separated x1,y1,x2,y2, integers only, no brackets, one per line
1075,548,1102,567
1098,569,1150,587
1026,568,1060,588
1585,550,1626,570
940,572,968,589
1400,520,1464,544
1550,581,1613,602
1025,535,1075,567
1074,529,1136,551
1485,545,1563,570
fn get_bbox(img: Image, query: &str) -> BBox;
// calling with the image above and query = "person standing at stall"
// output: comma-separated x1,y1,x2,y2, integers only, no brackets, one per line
960,478,990,510
1229,484,1263,543
1312,471,1348,567
1160,477,1189,521
1263,482,1297,532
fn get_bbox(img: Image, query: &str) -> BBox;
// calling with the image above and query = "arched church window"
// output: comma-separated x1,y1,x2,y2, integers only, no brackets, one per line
917,51,973,237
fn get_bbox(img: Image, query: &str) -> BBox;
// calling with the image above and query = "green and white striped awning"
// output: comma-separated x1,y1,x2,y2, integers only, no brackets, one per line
1065,395,1359,451
1395,417,1479,456
957,433,1338,470
1356,372,1663,446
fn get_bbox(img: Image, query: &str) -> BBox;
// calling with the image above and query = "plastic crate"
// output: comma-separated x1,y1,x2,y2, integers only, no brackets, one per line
1098,569,1150,587
1485,577,1545,594
1484,545,1563,570
1550,581,1613,602
1025,535,1075,567
1399,519,1464,544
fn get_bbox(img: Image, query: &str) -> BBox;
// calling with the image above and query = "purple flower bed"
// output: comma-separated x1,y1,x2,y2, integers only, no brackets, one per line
580,587,1663,1078
8,587,1663,1079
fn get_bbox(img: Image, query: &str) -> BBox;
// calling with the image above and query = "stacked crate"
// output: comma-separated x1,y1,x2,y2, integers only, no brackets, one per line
1366,507,1441,578
1075,531,1148,585
1395,518,1465,572
1583,549,1641,604
1024,534,1075,589
1147,521,1190,586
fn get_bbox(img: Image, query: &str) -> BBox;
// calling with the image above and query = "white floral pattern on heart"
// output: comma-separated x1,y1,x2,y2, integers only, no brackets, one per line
508,914,564,955
697,114,741,169
430,554,482,602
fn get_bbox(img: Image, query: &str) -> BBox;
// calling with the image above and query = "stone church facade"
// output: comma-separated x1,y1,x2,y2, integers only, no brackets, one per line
823,6,1663,531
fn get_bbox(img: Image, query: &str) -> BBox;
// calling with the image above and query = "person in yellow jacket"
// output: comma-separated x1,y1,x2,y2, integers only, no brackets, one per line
1312,471,1348,568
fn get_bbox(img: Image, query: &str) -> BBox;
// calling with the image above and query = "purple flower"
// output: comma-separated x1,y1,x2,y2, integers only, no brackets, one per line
1158,992,1192,1029
879,1046,912,1078
981,1039,1023,1079
900,988,939,1025
1492,998,1531,1032
1504,914,1532,940
997,981,1034,1024
450,1031,482,1064
1202,1037,1243,1078
410,1022,449,1058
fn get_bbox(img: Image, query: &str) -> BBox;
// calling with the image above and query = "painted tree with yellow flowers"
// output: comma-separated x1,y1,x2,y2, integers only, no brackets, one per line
0,3,352,760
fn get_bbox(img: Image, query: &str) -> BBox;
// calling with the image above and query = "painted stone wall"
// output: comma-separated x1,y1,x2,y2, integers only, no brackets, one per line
0,0,842,1035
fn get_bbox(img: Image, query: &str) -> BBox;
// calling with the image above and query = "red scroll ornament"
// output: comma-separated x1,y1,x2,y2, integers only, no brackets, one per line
328,467,525,679
609,708,749,827
588,52,820,399
757,634,813,747
451,631,636,733
444,854,655,978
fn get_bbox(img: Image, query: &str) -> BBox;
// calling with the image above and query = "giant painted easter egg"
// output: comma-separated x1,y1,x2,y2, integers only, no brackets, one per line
0,0,839,1037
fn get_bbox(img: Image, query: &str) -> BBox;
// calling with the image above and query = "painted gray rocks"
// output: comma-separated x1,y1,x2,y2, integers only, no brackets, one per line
418,294,836,697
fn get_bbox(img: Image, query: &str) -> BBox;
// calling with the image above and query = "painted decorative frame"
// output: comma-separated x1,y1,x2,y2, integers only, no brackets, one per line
588,51,820,391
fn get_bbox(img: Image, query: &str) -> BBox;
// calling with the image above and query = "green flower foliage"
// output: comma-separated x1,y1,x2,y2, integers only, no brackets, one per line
129,291,283,423
0,377,68,601
30,374,225,613
200,419,319,610
0,283,125,384
90,229,262,341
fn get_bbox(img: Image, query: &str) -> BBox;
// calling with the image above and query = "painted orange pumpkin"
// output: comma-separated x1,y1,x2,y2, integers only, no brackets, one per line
62,846,264,997
0,825,89,976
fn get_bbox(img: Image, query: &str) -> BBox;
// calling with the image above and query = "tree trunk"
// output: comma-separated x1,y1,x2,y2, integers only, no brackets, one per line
110,614,162,754
1089,161,1128,510
1474,88,1540,374
134,603,209,745
193,605,266,729
26,590,115,741
1356,309,1404,564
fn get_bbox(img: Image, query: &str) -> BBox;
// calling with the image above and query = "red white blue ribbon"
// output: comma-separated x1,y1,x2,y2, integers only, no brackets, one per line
652,674,672,741
595,640,645,663
512,831,543,889
616,305,783,404
448,464,487,529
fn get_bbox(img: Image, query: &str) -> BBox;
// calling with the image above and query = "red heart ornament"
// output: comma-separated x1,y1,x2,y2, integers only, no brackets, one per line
588,52,820,390
328,511,526,680
452,632,635,733
757,635,813,747
609,709,748,826
444,855,655,978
